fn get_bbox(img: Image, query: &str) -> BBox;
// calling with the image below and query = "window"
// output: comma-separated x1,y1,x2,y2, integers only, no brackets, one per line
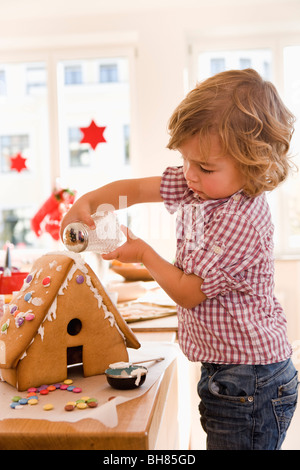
189,40,300,255
0,52,132,249
64,65,82,85
58,56,131,196
197,48,272,81
0,70,6,95
210,58,225,75
0,135,30,173
68,127,91,167
26,65,47,94
281,45,300,251
0,61,50,248
99,64,118,83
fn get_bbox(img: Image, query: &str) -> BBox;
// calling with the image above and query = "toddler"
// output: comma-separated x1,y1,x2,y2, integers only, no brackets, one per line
61,69,298,450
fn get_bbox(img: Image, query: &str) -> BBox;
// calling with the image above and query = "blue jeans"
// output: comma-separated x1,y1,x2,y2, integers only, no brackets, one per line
197,358,298,450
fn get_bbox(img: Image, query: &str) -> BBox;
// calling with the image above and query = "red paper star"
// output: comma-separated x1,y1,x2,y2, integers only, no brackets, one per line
10,153,28,173
80,119,107,150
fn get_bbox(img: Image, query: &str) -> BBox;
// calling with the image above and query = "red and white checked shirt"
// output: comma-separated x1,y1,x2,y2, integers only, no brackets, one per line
160,166,292,364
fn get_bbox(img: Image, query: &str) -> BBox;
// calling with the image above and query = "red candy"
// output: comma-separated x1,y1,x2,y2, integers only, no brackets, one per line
42,276,51,287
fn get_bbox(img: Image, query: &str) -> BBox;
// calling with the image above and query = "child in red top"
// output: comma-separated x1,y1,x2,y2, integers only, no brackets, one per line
61,69,298,449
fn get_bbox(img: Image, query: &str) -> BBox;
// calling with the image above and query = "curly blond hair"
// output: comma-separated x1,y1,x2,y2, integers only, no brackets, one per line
167,68,296,197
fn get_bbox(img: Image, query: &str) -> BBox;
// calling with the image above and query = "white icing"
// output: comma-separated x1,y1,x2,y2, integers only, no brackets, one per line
35,268,43,280
109,361,131,369
46,297,57,321
131,367,147,385
38,325,45,341
49,260,58,269
31,297,44,306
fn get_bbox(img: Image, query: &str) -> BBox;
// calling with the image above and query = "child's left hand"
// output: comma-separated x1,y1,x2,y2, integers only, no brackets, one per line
102,225,149,264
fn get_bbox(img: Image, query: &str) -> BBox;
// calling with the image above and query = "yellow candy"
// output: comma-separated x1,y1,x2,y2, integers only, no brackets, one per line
28,398,38,405
43,403,54,411
63,379,73,385
76,402,88,409
81,396,90,401
66,401,76,406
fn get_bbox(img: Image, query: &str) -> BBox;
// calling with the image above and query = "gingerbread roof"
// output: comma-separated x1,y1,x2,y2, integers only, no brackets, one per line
0,252,140,369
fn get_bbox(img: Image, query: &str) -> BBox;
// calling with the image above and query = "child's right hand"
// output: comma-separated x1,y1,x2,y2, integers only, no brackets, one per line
59,196,96,239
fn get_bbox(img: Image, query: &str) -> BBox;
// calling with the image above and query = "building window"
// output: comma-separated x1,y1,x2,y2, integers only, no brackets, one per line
68,127,91,167
99,64,118,83
210,58,225,75
239,58,252,69
0,208,33,247
0,135,30,173
0,53,132,250
123,124,130,164
26,65,46,94
198,49,272,81
64,65,83,85
0,70,6,95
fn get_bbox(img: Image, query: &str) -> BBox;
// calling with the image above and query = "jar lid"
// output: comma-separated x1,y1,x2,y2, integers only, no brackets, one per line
63,222,89,253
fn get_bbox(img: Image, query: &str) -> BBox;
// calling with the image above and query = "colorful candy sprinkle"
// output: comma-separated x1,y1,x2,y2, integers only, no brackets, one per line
76,402,87,409
87,401,98,408
16,316,25,327
64,379,73,385
24,292,32,302
25,313,35,321
1,320,10,334
28,398,38,405
42,276,51,287
72,387,82,393
12,396,22,402
64,404,75,411
9,305,17,315
43,403,54,411
19,398,28,405
76,275,84,284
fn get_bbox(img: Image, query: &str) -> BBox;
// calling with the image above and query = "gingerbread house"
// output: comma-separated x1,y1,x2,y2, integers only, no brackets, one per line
0,252,140,391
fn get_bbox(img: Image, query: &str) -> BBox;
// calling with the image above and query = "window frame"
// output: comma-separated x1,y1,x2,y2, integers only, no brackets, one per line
0,43,137,257
187,32,300,257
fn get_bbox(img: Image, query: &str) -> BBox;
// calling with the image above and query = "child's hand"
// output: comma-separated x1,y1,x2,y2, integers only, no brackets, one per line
102,225,149,264
60,197,96,239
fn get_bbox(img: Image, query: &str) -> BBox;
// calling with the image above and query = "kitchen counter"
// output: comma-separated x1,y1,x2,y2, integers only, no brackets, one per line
0,342,179,450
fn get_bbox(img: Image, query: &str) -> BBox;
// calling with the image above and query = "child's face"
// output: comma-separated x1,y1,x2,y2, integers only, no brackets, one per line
179,133,245,200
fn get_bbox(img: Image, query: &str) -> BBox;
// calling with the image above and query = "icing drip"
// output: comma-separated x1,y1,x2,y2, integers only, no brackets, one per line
38,325,45,341
131,368,147,386
46,297,57,322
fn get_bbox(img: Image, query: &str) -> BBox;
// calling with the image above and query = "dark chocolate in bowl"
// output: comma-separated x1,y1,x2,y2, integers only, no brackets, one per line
105,365,148,390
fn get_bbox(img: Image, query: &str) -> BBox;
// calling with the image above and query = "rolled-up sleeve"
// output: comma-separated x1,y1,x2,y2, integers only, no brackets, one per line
183,212,262,298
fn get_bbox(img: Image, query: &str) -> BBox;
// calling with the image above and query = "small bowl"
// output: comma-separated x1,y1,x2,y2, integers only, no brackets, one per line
105,365,148,390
